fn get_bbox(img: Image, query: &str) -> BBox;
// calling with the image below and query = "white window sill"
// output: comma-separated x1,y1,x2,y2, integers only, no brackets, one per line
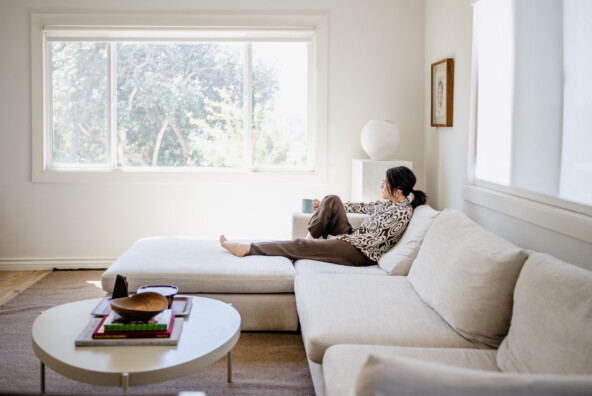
32,168,324,184
462,185,592,244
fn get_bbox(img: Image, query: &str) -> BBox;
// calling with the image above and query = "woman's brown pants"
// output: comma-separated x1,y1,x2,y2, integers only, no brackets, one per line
247,195,375,267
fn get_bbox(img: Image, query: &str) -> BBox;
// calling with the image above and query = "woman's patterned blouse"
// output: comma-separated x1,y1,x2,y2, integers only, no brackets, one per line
329,199,413,263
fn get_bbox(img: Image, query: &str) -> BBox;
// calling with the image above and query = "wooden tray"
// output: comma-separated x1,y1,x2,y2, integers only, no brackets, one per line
91,296,112,316
92,295,193,317
171,296,193,317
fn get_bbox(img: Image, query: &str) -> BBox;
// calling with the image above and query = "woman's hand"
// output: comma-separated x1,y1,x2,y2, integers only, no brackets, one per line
313,199,321,211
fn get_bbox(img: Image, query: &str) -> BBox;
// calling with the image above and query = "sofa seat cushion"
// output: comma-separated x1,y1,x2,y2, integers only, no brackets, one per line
102,237,296,294
195,293,298,331
354,354,592,396
497,252,592,375
294,259,385,275
294,273,476,364
408,208,528,348
323,345,499,396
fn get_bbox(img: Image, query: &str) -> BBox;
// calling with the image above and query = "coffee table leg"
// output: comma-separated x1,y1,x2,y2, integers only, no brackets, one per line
227,351,232,383
121,372,129,394
40,361,45,394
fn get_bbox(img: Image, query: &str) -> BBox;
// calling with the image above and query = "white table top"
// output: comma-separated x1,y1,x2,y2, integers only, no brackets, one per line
32,297,241,387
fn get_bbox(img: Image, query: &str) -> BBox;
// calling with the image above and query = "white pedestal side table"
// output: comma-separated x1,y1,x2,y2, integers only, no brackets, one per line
32,297,241,393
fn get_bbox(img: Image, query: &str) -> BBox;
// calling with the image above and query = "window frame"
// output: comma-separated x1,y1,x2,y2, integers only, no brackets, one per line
31,13,328,184
464,1,592,244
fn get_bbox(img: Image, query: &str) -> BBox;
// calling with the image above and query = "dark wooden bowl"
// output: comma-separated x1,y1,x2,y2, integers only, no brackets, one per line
109,292,168,321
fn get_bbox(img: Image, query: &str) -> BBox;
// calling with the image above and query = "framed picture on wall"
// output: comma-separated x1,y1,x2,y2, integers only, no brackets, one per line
431,58,454,127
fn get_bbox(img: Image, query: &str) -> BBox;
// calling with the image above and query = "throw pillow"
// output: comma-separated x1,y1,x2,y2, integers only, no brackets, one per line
407,209,528,348
378,204,440,275
355,354,592,396
497,252,592,375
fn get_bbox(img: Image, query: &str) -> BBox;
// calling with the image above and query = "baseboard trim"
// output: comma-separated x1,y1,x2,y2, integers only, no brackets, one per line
0,257,115,271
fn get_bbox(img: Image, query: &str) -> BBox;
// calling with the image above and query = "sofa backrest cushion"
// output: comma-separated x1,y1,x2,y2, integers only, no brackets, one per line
378,204,440,275
355,354,592,396
408,208,528,348
497,252,592,375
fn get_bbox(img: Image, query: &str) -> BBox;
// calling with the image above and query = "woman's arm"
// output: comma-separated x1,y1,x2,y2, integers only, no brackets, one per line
342,200,383,214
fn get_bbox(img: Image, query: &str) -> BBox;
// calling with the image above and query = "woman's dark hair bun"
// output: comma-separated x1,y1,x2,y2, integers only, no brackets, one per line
386,166,427,209
411,189,428,209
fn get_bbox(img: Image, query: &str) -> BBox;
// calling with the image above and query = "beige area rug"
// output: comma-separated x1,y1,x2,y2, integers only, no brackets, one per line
0,270,314,395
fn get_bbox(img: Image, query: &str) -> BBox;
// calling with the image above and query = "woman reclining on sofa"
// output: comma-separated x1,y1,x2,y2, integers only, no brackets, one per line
220,166,427,267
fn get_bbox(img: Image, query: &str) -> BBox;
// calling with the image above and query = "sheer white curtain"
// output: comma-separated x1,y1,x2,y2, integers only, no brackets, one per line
473,0,514,186
471,0,592,209
561,0,592,206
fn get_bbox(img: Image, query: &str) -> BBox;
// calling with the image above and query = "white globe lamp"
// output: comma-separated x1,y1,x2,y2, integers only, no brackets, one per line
360,120,400,160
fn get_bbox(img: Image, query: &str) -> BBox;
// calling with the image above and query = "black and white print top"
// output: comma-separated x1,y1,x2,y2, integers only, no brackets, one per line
329,199,413,262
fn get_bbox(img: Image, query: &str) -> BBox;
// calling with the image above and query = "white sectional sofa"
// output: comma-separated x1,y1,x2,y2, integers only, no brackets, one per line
102,206,592,395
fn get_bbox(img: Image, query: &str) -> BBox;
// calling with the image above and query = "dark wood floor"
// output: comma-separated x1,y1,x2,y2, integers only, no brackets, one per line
0,270,50,306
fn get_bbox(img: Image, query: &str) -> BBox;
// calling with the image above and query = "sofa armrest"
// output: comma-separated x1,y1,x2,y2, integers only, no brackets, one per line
291,212,368,239
355,354,592,396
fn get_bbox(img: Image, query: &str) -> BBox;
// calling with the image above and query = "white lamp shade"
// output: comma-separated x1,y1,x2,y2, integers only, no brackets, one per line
361,120,400,160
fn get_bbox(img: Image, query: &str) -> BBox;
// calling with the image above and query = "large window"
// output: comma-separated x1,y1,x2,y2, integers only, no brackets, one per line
32,14,328,182
470,0,592,213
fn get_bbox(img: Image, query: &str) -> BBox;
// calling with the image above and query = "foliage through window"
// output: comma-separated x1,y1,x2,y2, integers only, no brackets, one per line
48,34,311,170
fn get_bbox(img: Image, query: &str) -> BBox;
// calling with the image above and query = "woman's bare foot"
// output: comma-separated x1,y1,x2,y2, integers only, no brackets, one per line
219,235,251,257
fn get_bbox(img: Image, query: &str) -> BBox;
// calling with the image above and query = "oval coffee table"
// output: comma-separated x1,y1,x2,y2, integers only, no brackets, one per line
32,297,241,393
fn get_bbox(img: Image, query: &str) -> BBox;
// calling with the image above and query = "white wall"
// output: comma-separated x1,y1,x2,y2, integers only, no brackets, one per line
0,0,425,268
424,0,592,269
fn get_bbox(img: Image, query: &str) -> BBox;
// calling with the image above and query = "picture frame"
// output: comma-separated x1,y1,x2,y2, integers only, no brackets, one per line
431,58,454,127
